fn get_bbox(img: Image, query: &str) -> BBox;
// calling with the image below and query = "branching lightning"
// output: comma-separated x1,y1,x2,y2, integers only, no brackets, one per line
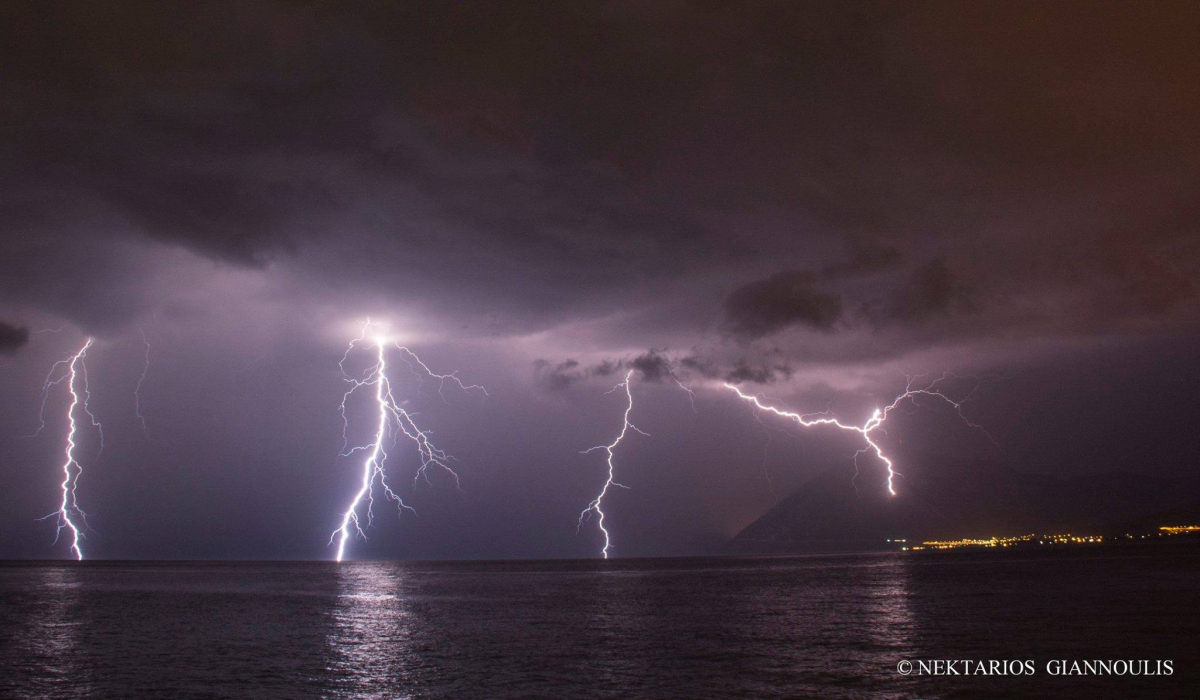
32,339,101,560
725,374,991,496
673,377,697,412
394,343,489,401
331,320,484,562
577,370,647,558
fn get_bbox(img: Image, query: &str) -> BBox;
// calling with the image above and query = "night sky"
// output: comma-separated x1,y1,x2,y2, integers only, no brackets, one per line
2,2,1198,559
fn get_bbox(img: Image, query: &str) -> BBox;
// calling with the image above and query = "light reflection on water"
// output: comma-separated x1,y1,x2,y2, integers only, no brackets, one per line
326,563,415,699
863,559,914,651
0,551,1196,698
16,566,93,697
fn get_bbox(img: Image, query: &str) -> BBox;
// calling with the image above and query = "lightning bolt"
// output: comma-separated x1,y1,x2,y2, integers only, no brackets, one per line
673,377,697,412
725,374,990,496
33,339,100,560
331,320,483,562
577,370,648,558
28,338,104,452
134,328,151,437
394,343,489,401
31,325,67,336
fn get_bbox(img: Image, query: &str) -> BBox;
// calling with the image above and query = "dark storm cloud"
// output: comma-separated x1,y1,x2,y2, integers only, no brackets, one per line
723,360,795,386
679,355,720,379
590,359,622,379
0,321,29,355
723,255,975,343
3,1,1200,561
723,271,844,340
539,349,681,391
548,348,793,388
533,359,583,392
0,2,718,331
3,1,1199,344
878,258,976,324
629,350,674,384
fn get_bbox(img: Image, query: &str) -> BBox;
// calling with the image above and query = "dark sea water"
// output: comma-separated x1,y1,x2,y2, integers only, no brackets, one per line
1,548,1198,699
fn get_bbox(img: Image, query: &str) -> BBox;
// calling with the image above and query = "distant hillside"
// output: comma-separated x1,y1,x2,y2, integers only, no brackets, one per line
729,461,1197,553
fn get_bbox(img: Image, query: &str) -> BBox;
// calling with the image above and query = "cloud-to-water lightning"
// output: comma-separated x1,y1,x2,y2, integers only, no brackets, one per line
725,375,989,496
331,320,484,562
578,370,647,558
32,339,101,560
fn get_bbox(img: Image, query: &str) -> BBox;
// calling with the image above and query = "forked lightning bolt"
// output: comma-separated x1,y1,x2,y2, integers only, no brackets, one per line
578,370,647,558
331,320,483,562
725,374,989,496
32,339,101,560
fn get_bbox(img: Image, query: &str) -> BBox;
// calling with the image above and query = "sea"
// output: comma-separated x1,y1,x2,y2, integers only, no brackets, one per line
1,548,1197,698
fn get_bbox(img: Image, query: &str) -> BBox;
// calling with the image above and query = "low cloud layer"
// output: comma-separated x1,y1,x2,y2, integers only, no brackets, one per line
0,321,29,355
724,271,844,339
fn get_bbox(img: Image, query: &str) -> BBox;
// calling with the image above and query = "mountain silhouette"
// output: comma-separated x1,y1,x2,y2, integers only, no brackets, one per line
730,458,1197,553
